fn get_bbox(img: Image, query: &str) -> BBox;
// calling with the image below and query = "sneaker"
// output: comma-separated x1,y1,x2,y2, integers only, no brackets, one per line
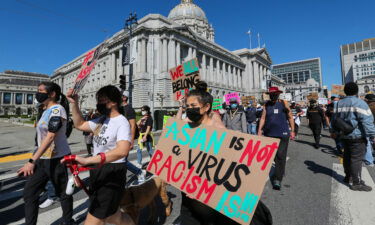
59,219,76,225
39,198,56,209
350,183,372,192
314,144,320,149
137,170,146,184
273,180,281,190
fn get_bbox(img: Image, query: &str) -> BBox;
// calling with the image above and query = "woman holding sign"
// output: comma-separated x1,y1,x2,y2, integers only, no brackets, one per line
65,85,135,225
176,81,272,225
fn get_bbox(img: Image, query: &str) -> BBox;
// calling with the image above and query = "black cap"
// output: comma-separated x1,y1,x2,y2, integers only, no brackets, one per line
365,94,375,101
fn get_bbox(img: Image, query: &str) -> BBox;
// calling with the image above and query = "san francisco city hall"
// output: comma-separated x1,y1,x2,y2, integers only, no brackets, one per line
51,0,274,110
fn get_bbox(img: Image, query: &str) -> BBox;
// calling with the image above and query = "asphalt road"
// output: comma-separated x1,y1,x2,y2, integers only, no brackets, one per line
1,119,375,225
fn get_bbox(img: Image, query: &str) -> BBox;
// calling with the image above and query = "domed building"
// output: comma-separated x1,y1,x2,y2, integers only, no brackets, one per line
52,0,274,112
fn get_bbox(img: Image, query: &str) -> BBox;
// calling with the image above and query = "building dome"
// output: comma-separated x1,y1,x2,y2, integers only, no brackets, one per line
168,0,215,41
168,0,207,22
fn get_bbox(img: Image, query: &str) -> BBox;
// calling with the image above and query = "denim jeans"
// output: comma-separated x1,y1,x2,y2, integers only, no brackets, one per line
46,180,57,200
137,141,154,165
125,159,142,175
247,122,257,135
364,137,374,165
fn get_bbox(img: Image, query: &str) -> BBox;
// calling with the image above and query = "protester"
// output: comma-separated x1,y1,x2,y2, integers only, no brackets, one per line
246,102,258,134
223,97,247,133
18,82,74,225
306,99,325,149
83,110,94,156
364,94,375,165
326,94,343,155
65,85,135,224
121,91,146,184
290,101,303,138
177,81,272,225
258,87,295,190
136,105,154,167
331,82,375,191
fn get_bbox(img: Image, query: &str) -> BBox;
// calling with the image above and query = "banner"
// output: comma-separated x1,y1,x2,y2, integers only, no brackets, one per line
331,84,345,96
147,118,279,225
72,44,104,94
169,58,200,101
224,92,241,105
212,98,223,110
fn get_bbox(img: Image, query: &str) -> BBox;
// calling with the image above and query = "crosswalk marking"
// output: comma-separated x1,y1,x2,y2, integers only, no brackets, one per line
0,153,33,163
329,163,375,225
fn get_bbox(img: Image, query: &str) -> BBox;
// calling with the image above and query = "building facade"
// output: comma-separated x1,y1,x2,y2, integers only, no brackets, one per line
356,75,375,96
340,38,375,83
51,0,274,110
272,58,322,101
0,70,50,115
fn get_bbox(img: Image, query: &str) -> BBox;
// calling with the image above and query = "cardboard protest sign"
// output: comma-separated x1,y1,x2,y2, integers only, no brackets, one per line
163,115,171,127
73,44,104,94
331,84,345,96
212,98,223,110
307,92,319,100
225,92,241,105
147,118,279,225
241,96,256,107
169,58,200,101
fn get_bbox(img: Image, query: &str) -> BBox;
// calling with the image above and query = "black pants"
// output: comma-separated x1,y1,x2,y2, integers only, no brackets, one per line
309,123,321,146
86,144,93,155
342,139,367,185
23,157,73,225
295,124,299,136
273,137,290,182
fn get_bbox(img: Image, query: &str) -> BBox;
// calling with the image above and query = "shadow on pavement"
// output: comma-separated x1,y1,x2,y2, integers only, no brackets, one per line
0,146,12,150
0,150,30,158
294,140,333,150
304,160,349,187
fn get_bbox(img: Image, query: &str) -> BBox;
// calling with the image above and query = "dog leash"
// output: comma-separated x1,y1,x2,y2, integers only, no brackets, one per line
63,153,106,195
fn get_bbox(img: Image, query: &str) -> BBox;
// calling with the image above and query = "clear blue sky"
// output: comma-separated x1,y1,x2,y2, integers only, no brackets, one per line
1,0,374,89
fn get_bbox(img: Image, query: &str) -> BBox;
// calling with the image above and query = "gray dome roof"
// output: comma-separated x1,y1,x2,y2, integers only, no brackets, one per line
168,0,207,21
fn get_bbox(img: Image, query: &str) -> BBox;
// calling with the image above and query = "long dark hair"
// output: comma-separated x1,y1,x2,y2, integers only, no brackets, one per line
96,85,123,114
187,81,213,114
38,81,69,116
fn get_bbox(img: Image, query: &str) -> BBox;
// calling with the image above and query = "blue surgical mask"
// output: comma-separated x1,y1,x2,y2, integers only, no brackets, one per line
230,103,238,109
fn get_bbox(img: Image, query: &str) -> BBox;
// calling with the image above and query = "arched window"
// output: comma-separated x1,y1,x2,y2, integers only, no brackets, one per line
364,85,370,93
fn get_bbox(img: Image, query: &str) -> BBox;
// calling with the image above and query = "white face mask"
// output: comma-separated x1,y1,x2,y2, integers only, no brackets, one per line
141,111,146,116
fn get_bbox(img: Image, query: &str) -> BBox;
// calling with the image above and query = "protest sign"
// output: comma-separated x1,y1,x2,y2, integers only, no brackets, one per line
331,84,345,96
224,92,241,105
212,98,223,110
147,118,279,225
318,98,328,105
73,44,104,94
169,58,200,101
163,115,171,127
307,92,319,100
241,96,256,107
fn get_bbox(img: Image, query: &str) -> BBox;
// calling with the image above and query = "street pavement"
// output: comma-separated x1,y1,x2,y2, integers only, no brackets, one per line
1,119,375,225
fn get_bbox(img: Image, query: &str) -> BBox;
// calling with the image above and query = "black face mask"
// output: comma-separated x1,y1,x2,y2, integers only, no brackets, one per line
96,103,111,116
186,107,203,123
270,94,279,101
35,92,49,103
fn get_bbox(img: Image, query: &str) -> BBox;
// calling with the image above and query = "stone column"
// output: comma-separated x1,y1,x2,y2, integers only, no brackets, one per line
229,65,233,88
202,54,206,80
254,62,259,89
168,39,176,69
176,42,181,65
223,62,227,87
216,59,220,85
162,38,168,72
193,48,197,58
147,38,152,73
111,52,116,82
119,48,123,80
234,67,238,89
141,39,147,73
136,39,141,73
209,56,213,83
188,47,192,60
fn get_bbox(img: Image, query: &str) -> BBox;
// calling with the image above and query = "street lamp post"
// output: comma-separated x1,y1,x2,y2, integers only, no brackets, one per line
124,12,138,106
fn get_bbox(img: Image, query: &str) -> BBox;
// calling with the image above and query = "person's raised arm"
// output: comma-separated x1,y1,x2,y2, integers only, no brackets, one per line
66,88,91,132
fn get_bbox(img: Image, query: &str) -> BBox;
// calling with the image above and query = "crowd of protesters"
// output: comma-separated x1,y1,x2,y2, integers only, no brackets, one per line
17,79,375,225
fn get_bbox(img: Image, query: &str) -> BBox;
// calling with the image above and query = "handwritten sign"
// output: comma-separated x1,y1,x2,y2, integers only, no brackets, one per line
147,118,279,225
73,44,104,94
224,92,241,105
169,58,200,101
212,98,222,111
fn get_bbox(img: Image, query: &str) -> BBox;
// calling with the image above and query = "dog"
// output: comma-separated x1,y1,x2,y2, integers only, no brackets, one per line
120,177,173,224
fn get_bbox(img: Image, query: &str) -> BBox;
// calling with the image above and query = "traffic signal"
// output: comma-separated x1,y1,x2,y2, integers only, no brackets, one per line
119,75,126,90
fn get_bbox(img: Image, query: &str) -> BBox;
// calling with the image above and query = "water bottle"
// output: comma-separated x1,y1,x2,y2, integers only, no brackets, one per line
66,176,75,195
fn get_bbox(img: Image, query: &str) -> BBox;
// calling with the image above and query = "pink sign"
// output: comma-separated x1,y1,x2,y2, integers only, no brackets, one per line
225,92,241,105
